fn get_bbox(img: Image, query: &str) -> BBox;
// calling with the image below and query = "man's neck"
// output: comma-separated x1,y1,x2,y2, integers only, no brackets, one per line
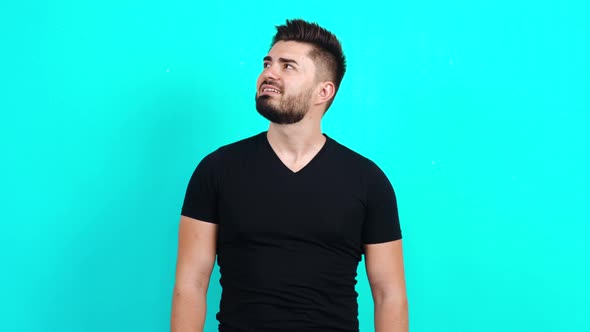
266,118,326,165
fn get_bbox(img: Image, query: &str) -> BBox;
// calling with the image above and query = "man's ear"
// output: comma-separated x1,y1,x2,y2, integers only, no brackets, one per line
315,81,336,106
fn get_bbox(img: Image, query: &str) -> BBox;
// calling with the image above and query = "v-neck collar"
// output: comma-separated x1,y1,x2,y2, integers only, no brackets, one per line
261,131,330,175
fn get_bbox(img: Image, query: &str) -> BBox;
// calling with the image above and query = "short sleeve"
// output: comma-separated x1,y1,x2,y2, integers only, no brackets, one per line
362,161,402,245
180,152,220,224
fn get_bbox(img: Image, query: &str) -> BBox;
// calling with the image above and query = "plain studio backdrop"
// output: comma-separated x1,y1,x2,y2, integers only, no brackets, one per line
0,1,588,331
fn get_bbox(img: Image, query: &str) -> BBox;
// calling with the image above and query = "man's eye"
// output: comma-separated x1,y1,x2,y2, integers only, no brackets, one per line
263,63,271,68
284,64,294,69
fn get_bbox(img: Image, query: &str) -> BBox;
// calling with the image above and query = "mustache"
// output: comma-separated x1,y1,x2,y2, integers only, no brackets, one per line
260,80,282,89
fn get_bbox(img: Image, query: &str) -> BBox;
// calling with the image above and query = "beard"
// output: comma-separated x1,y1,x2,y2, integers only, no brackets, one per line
255,87,313,125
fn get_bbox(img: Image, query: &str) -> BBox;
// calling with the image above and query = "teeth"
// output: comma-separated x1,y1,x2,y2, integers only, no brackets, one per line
263,88,280,94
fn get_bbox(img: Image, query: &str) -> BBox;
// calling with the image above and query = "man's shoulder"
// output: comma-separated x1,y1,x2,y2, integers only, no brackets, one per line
200,131,264,164
328,135,376,169
328,135,394,188
216,131,263,153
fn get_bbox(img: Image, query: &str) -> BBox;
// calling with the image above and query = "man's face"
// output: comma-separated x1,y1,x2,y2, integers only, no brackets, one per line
255,41,318,124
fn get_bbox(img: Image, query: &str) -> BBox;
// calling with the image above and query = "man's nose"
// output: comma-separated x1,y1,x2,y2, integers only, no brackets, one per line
264,64,279,80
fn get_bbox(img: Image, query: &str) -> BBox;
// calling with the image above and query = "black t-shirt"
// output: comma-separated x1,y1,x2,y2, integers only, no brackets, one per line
181,131,401,332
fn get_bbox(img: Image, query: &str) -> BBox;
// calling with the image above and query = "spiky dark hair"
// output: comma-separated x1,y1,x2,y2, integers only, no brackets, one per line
271,19,346,111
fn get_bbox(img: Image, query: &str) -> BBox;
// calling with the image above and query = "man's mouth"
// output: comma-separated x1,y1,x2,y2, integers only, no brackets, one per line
260,84,282,95
263,88,281,94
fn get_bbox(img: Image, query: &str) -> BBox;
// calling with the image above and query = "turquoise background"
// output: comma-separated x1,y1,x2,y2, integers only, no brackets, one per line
1,1,588,331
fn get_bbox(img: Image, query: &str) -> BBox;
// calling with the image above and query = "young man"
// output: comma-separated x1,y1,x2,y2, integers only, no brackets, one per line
171,19,408,332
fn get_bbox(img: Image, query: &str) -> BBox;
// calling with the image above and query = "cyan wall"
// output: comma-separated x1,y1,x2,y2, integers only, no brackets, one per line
1,1,588,331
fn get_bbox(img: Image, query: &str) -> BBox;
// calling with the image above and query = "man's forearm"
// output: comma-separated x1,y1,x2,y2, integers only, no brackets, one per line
374,296,409,332
171,285,207,332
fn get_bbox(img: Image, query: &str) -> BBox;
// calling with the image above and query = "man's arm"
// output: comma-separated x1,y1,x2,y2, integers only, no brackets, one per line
365,240,408,332
171,216,218,332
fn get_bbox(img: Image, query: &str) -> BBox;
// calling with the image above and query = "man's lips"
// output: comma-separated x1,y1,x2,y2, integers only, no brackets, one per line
260,84,282,95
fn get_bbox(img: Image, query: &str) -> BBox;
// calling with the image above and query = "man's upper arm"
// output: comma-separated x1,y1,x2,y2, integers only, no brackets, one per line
174,216,218,290
364,240,407,302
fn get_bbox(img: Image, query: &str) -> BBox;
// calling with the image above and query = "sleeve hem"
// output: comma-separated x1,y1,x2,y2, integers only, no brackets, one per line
363,234,402,245
180,213,218,224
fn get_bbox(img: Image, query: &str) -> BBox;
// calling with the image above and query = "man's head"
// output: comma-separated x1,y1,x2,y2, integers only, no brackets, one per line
255,19,346,124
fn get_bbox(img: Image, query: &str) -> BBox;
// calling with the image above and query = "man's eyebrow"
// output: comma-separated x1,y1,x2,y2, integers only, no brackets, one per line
263,56,299,65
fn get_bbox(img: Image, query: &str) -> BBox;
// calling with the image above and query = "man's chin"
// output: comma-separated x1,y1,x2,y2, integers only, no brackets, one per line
256,107,305,125
255,94,305,125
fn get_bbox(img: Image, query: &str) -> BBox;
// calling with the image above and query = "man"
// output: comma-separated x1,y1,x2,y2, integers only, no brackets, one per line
171,19,408,332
